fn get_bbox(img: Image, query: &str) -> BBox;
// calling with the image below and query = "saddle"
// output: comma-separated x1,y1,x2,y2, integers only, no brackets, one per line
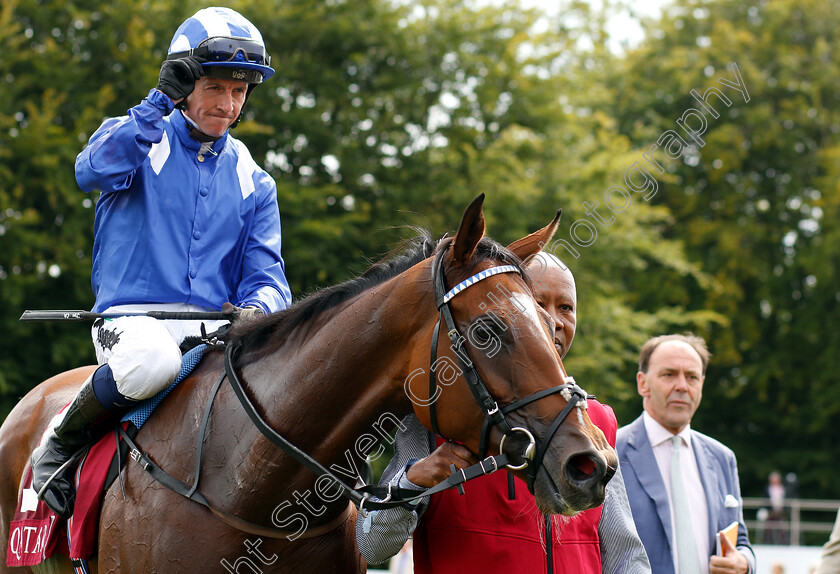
5,344,207,568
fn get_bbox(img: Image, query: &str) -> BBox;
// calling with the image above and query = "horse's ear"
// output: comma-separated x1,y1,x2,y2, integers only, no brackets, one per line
507,209,562,260
451,194,486,265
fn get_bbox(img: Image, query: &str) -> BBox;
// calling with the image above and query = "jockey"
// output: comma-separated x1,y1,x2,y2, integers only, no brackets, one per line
30,7,292,519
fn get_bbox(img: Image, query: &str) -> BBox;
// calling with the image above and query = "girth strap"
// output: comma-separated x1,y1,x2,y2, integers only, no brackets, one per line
119,369,227,509
118,423,355,539
115,369,352,540
117,365,354,539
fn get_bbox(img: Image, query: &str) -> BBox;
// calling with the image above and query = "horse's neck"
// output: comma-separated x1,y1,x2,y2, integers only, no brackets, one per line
214,260,435,519
258,261,433,412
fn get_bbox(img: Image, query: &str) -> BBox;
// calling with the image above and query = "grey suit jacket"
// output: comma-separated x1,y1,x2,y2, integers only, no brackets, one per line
617,415,756,574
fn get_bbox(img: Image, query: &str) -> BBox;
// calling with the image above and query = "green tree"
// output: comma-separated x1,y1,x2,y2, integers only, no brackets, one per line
249,0,717,407
597,0,840,505
1,0,711,486
0,0,195,415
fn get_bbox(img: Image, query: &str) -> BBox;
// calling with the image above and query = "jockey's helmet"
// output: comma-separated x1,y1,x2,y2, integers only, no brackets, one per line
166,7,275,85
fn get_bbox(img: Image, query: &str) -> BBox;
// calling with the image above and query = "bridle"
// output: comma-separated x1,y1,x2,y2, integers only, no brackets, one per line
428,249,589,493
117,248,593,534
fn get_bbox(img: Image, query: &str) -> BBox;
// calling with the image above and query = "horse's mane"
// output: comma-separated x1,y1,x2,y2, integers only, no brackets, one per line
230,231,526,355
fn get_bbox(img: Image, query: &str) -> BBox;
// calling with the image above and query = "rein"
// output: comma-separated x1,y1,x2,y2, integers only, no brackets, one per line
119,254,591,536
221,341,514,514
115,371,351,540
120,339,513,537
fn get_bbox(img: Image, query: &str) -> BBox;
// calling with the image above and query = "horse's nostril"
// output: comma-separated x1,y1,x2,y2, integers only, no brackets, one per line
566,453,599,483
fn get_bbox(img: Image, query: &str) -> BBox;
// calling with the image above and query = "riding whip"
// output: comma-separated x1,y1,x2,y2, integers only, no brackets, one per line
19,310,236,322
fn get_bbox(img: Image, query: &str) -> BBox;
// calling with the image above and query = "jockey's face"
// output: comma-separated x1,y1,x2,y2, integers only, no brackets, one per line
183,76,248,137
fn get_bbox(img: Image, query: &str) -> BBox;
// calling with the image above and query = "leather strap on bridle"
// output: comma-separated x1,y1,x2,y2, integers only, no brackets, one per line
526,384,588,489
427,250,590,493
428,252,517,454
428,316,443,437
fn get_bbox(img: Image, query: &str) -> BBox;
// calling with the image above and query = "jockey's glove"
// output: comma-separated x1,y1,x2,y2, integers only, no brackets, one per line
222,302,265,321
157,56,205,103
239,306,265,320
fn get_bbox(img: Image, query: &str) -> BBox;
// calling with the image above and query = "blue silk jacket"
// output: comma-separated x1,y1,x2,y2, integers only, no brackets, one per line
76,89,291,313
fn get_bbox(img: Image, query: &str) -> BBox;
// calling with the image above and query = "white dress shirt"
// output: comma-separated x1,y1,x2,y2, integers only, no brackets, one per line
643,411,710,574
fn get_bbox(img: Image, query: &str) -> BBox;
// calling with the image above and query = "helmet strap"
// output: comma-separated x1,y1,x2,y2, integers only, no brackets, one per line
181,111,222,143
229,84,257,129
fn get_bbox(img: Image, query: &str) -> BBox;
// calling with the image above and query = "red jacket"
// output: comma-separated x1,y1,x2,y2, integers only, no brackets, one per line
413,401,617,574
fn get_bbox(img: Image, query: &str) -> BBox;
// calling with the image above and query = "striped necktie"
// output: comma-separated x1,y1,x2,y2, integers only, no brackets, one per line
671,435,702,574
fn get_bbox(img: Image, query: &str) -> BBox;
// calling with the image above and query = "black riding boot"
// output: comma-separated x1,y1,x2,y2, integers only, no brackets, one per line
30,377,114,519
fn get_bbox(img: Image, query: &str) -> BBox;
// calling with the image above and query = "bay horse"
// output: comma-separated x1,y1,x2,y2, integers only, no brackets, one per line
0,195,617,573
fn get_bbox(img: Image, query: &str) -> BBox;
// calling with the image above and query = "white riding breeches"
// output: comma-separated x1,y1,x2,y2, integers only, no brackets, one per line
91,303,228,401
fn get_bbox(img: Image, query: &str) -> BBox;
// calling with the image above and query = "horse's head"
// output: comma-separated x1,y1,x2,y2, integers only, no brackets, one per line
414,194,617,515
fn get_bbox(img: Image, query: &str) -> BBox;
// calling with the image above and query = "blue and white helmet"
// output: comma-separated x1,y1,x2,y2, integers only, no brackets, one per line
167,7,274,83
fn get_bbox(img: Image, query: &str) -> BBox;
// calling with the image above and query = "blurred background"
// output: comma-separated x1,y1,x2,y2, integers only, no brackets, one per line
2,0,838,570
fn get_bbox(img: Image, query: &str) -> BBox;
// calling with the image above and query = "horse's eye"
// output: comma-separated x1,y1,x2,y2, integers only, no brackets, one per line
471,316,509,342
472,320,494,341
467,317,505,357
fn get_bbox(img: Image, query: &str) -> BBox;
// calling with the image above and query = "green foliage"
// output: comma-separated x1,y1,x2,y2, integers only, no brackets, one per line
597,0,840,498
0,0,199,412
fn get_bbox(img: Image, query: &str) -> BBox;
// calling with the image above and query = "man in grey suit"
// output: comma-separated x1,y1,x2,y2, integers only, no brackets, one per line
616,334,755,574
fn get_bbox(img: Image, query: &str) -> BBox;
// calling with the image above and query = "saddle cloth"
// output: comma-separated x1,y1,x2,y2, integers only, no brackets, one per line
5,428,118,567
6,344,207,567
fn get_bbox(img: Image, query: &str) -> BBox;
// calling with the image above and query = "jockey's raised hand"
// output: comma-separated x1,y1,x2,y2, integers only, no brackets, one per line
156,56,205,104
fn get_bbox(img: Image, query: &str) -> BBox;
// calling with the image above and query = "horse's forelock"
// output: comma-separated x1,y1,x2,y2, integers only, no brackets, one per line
463,237,533,292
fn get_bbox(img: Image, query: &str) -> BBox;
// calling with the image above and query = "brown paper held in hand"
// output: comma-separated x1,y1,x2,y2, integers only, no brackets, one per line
716,521,739,556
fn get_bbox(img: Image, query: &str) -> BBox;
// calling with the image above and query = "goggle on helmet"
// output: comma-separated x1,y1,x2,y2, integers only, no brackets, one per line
167,7,275,84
